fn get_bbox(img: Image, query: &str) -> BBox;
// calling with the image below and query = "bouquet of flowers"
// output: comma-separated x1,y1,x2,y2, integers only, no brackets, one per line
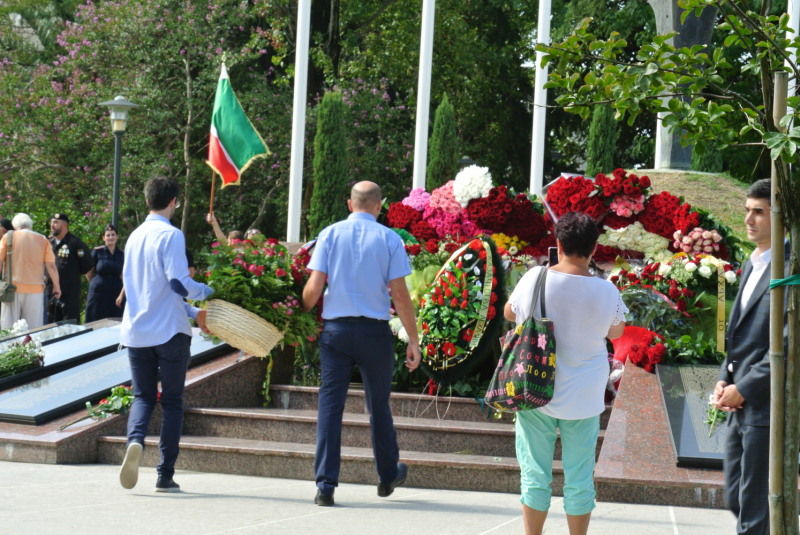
466,187,548,244
453,165,493,207
491,233,528,256
426,181,463,214
594,169,652,217
204,237,322,347
401,188,431,211
639,191,700,240
673,227,723,255
418,237,507,383
386,202,422,230
0,335,44,378
423,208,478,240
0,319,28,340
597,222,671,262
545,175,607,220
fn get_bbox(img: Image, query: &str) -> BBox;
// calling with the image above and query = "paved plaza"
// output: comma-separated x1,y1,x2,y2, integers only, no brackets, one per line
0,461,735,534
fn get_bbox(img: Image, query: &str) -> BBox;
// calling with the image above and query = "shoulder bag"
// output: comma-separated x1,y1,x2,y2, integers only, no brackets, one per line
485,267,557,413
0,230,16,303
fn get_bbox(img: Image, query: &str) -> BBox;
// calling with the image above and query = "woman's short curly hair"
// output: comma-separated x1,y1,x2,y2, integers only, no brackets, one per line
554,211,599,258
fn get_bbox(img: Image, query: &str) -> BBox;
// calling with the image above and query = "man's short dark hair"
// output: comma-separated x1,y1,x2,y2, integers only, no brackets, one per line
555,211,599,258
0,219,12,232
145,176,180,211
746,178,771,204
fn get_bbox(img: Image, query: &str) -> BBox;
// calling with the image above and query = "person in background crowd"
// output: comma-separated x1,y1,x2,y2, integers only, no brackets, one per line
46,213,92,323
504,211,627,535
85,224,125,323
0,219,12,241
245,228,261,239
714,178,789,535
0,213,61,329
205,213,245,245
118,176,214,494
302,181,421,507
185,248,196,278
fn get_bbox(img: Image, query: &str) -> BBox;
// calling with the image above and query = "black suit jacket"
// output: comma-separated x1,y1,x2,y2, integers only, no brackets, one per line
718,241,790,426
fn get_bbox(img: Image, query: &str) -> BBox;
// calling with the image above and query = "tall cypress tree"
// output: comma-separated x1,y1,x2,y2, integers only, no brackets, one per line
426,95,459,191
585,104,619,176
308,92,349,236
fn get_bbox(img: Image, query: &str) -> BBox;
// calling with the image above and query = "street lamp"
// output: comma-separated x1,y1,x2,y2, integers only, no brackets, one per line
98,96,139,229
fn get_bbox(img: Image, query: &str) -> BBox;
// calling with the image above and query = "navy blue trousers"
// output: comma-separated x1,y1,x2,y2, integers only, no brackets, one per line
315,320,399,494
724,412,770,535
126,333,192,479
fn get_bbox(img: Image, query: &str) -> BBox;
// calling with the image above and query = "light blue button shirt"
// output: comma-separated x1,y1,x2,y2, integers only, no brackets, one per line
120,214,214,347
308,212,411,321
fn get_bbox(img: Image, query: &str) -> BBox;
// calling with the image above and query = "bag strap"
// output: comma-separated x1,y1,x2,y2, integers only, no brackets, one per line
531,267,548,320
4,230,12,284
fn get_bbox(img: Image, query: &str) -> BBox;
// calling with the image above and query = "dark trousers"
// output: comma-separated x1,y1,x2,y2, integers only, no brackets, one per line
724,412,770,535
315,320,399,494
126,333,192,479
47,293,80,324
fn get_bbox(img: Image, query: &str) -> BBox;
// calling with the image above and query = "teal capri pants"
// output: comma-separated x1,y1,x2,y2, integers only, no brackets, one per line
515,409,600,516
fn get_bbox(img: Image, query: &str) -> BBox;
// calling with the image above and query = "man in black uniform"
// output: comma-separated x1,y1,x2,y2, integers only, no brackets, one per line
46,213,93,323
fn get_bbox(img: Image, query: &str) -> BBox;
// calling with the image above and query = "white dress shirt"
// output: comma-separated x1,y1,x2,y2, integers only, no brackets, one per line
120,214,214,347
739,247,771,313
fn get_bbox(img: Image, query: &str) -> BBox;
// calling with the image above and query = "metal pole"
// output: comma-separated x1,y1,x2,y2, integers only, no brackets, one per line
112,131,122,229
769,70,788,535
286,0,312,243
788,0,800,105
411,0,436,191
529,0,551,197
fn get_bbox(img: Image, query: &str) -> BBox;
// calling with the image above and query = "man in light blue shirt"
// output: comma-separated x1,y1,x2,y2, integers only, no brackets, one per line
118,176,214,494
303,181,421,506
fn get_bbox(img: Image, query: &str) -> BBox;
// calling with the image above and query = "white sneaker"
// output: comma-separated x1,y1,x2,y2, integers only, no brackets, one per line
119,442,143,489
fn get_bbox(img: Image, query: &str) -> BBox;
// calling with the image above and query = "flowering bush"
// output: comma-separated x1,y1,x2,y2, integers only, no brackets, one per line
401,188,431,211
426,181,463,215
0,335,44,378
204,237,321,347
673,227,724,255
453,165,493,207
597,222,671,262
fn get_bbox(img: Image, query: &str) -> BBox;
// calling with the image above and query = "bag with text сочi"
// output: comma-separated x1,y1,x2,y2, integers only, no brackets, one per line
485,267,556,413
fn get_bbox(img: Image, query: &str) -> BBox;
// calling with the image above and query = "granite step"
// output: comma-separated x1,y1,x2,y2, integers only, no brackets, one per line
269,385,613,429
182,408,605,461
97,435,550,494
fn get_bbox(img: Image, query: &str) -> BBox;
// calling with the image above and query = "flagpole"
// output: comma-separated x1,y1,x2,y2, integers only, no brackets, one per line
209,169,217,215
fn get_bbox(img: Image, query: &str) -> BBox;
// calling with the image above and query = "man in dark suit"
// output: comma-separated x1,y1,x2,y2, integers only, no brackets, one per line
714,178,789,535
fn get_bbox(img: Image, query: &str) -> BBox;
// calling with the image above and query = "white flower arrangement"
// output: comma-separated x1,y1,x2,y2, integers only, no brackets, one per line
685,262,698,273
389,317,410,343
0,319,29,339
453,165,493,207
597,222,671,261
724,270,738,284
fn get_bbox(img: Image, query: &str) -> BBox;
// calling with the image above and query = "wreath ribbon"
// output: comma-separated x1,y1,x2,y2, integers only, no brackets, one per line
770,274,800,289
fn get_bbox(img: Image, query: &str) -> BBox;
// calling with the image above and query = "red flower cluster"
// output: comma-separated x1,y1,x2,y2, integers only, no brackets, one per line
466,187,548,244
628,331,666,373
405,244,422,256
601,212,639,230
410,220,438,241
639,192,682,240
386,202,421,230
595,169,651,199
593,244,641,263
425,240,440,254
673,203,701,235
444,242,461,254
545,176,607,220
519,234,556,259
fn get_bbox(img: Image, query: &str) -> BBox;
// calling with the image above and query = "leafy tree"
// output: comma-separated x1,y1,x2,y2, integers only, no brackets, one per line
537,0,800,529
308,92,349,236
585,104,618,176
426,95,458,191
691,142,724,173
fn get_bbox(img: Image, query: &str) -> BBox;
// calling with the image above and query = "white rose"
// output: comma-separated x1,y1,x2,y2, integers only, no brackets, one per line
700,257,712,266
509,246,518,255
658,263,672,276
725,271,737,284
685,262,698,272
698,265,713,278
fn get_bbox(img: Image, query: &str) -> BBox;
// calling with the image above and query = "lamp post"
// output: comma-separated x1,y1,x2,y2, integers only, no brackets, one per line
98,96,139,229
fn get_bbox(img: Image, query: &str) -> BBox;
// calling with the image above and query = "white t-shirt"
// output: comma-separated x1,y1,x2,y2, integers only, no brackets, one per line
509,267,628,420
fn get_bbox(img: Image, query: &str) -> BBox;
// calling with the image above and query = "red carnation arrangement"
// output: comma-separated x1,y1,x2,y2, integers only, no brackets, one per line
545,176,607,221
386,202,422,230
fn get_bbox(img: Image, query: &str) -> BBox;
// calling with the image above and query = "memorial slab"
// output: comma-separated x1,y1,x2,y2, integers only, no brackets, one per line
0,323,90,349
0,335,231,425
0,326,121,392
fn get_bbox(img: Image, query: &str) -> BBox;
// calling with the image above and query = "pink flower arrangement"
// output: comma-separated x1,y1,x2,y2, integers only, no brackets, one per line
609,194,645,217
401,188,431,211
425,181,462,215
673,227,723,254
423,208,478,240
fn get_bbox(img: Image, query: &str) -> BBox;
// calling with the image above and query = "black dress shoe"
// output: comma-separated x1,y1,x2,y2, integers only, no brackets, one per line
377,462,408,497
315,490,334,506
155,477,181,493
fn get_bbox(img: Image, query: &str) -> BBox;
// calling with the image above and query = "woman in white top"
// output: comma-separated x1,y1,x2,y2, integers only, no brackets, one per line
505,211,627,535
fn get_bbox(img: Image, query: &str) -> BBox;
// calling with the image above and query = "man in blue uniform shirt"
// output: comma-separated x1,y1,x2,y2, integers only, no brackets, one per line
303,181,421,507
118,176,214,493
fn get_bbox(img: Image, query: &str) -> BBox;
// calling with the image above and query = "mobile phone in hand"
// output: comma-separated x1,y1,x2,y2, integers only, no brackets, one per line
548,247,558,266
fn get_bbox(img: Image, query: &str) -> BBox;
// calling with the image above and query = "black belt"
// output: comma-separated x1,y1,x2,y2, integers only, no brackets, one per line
329,316,387,323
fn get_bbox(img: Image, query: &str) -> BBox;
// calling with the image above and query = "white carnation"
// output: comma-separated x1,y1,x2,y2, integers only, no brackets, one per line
389,317,404,335
725,271,738,284
397,327,410,343
698,265,713,278
453,165,493,207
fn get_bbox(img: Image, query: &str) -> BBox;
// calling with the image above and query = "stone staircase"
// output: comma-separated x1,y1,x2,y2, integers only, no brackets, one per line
98,385,610,494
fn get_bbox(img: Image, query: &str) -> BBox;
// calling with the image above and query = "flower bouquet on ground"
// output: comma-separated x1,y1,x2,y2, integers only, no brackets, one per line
0,319,29,341
203,237,321,356
418,236,507,384
0,335,43,378
58,385,134,431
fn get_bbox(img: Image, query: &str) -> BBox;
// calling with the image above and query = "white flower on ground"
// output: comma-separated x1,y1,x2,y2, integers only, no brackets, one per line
725,271,738,284
698,265,713,278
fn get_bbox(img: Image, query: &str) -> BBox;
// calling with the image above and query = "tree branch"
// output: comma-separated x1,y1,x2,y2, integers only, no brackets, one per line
344,0,403,37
